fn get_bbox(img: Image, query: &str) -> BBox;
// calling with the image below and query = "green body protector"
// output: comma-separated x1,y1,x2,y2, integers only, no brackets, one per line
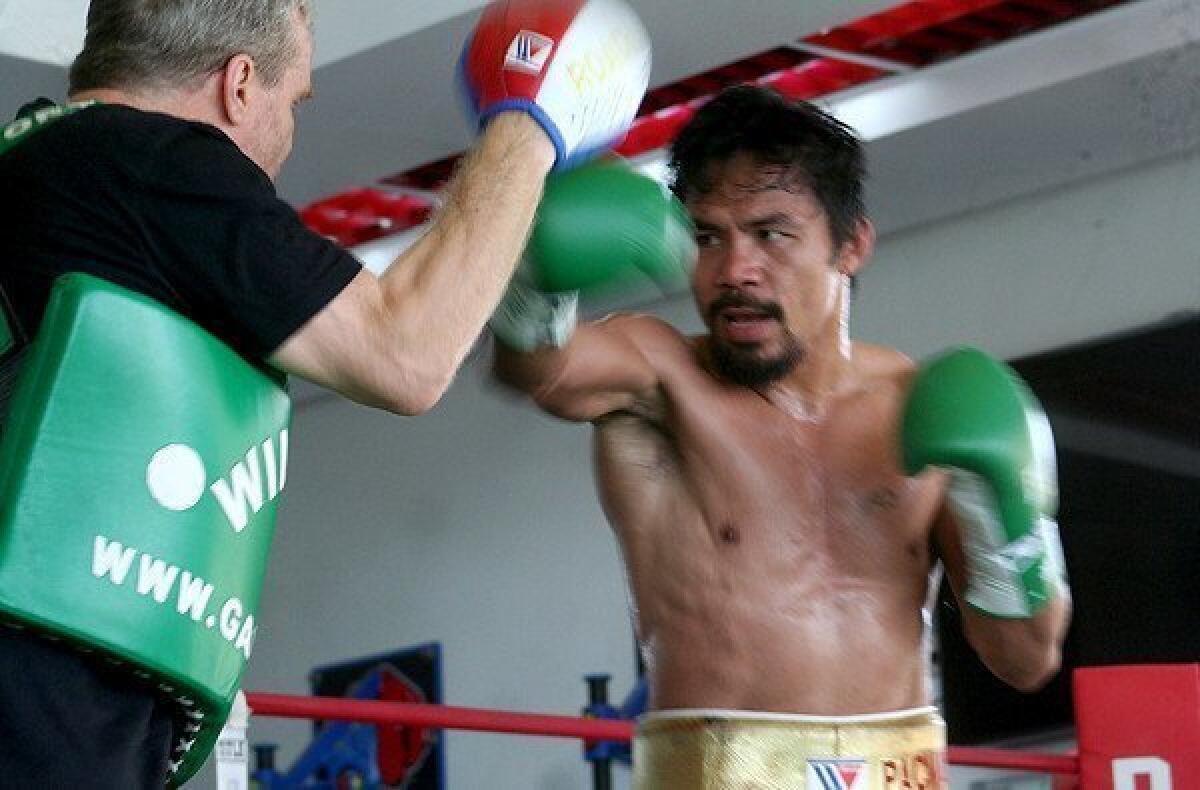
0,99,96,157
0,274,291,785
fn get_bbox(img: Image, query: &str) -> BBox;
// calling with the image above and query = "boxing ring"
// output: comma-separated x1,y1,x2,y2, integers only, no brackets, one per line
226,663,1195,788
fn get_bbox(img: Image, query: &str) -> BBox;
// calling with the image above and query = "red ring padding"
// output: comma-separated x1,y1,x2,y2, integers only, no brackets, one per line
1075,664,1198,789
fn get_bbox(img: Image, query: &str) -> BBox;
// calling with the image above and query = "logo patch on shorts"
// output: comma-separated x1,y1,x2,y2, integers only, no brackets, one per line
505,30,555,74
882,751,943,789
808,758,868,790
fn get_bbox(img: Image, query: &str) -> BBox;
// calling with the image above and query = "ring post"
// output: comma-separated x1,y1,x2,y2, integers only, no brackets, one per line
584,675,614,790
1074,664,1199,789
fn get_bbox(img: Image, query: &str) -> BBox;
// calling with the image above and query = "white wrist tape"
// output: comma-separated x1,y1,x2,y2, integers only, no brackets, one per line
490,278,578,352
947,470,1067,618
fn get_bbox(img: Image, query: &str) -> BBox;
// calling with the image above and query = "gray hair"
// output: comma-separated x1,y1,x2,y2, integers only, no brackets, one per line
69,0,309,94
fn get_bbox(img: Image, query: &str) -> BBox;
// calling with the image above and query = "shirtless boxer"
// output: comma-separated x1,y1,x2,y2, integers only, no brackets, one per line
493,86,1072,788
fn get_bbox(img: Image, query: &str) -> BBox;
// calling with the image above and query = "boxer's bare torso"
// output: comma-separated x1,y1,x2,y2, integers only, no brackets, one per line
591,324,945,715
496,117,1064,721
495,152,969,715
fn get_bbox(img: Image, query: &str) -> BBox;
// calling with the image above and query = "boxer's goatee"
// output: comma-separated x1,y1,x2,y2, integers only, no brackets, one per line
711,334,804,387
706,293,802,387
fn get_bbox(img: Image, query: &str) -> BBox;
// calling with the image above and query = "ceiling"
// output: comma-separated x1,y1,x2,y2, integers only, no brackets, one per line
4,0,1195,208
283,0,1200,266
0,0,894,198
301,0,1178,248
2,0,1199,256
281,0,905,206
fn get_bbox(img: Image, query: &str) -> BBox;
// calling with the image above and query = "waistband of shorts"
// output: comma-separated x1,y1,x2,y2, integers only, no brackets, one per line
638,705,941,727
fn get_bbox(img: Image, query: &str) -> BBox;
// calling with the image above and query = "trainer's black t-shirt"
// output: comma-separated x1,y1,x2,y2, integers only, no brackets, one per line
0,100,361,358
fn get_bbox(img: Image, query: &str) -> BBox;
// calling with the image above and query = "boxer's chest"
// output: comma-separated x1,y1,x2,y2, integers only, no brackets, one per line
659,381,934,554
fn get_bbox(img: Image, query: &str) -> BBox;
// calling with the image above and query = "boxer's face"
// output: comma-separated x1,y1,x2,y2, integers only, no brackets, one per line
688,154,856,387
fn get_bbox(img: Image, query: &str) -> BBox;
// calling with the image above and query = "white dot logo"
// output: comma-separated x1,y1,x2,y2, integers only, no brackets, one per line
146,444,207,512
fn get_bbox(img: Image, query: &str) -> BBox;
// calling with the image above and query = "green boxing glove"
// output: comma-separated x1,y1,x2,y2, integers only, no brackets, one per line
491,159,695,351
902,347,1067,618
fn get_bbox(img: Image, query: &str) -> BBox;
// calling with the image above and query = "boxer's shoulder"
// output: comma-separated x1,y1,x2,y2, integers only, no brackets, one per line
593,311,691,357
850,341,917,395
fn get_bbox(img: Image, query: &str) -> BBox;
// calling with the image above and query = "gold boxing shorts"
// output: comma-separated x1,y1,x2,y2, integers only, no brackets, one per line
632,707,946,790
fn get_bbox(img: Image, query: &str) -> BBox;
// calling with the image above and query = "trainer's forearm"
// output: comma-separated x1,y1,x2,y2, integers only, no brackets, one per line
380,113,555,399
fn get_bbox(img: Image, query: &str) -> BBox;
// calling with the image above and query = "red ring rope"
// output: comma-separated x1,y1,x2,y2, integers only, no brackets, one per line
244,693,1079,775
246,693,636,741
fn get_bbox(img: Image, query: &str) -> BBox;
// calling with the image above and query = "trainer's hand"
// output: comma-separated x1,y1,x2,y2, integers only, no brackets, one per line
902,348,1068,618
459,0,652,170
490,159,694,351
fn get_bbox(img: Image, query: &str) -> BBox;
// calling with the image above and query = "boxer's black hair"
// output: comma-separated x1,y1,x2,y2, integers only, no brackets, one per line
69,0,310,94
669,85,867,249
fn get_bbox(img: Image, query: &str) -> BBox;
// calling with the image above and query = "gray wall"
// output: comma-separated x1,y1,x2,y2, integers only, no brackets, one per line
232,144,1200,788
245,362,640,788
0,54,66,114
